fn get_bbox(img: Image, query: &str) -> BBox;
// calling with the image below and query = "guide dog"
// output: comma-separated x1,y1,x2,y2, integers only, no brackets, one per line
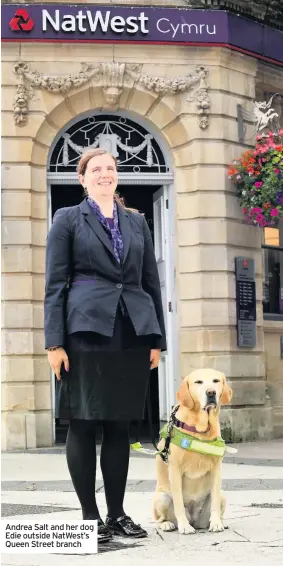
153,369,232,534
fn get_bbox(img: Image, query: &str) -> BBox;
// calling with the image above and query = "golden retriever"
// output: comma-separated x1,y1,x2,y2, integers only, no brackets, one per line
153,368,232,534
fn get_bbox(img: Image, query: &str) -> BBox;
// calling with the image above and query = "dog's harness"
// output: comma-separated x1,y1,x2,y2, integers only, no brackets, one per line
131,405,237,461
159,425,226,458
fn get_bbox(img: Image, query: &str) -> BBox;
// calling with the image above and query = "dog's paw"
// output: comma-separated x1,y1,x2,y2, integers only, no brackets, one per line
178,521,196,535
209,519,225,533
158,521,176,532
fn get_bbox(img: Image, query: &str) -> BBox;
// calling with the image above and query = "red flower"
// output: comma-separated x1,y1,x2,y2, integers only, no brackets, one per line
228,167,237,176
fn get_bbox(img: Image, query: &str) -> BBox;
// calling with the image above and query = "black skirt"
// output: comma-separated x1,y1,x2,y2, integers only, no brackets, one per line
55,305,152,421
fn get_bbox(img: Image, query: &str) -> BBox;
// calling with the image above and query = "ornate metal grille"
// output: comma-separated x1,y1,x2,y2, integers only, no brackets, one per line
49,114,168,175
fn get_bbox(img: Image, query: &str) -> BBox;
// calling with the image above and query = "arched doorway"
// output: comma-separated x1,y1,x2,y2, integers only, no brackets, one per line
47,110,176,444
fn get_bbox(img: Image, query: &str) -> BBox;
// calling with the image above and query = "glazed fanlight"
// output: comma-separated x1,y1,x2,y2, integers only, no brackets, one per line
228,131,283,227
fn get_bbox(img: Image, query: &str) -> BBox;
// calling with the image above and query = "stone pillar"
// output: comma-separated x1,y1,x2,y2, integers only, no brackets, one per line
1,47,53,450
174,49,272,441
1,165,53,450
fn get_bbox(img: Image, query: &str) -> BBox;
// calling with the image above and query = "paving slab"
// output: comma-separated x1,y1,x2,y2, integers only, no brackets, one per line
1,440,283,565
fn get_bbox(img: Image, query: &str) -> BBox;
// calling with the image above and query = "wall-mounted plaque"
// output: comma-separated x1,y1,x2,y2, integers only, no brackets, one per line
235,257,256,348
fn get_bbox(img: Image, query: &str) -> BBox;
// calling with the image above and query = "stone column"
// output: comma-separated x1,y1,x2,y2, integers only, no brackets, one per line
1,46,53,450
1,166,53,449
173,49,272,441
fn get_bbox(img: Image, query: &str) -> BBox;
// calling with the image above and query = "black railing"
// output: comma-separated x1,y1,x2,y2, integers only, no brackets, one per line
263,246,283,317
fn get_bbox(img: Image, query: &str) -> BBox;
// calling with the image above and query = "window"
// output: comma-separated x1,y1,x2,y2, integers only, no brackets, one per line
263,226,283,318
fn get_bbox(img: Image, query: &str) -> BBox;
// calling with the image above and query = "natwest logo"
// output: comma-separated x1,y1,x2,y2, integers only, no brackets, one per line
9,8,34,32
42,9,149,34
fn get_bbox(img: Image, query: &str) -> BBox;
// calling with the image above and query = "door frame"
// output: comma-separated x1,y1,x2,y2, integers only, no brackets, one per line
159,183,179,421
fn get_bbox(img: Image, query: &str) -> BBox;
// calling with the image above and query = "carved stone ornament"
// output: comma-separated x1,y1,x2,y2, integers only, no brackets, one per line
237,92,282,143
13,61,210,128
100,62,142,106
13,63,31,126
139,65,211,129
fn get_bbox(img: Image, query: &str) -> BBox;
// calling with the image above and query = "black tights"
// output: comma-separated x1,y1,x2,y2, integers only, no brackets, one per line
66,419,130,521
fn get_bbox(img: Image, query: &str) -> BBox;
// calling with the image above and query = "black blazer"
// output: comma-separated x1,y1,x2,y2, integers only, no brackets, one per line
44,198,167,351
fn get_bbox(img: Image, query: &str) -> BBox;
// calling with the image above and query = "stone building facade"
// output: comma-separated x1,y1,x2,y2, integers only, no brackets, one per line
2,0,283,450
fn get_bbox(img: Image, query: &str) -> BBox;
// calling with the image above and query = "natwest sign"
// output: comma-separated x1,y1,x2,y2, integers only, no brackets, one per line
42,9,149,34
3,4,223,41
1,3,283,66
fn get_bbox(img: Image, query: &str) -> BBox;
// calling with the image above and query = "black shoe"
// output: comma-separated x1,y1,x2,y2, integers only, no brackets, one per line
105,515,148,538
97,520,112,544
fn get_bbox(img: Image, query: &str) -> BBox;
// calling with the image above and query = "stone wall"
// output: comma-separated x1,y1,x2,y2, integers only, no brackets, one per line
174,50,273,442
1,40,278,448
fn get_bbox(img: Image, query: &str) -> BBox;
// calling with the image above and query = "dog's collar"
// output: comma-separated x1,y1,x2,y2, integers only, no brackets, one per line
172,413,210,434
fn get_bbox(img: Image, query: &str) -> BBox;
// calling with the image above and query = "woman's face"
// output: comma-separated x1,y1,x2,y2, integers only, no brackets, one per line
79,153,118,200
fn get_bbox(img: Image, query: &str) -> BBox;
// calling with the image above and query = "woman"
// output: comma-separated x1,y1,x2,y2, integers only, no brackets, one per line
44,148,166,543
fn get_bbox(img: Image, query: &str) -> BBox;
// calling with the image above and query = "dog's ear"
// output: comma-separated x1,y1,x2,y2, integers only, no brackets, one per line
177,379,194,409
220,380,233,405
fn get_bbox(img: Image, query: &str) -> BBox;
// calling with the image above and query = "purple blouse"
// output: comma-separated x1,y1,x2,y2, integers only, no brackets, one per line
87,197,124,263
106,218,114,228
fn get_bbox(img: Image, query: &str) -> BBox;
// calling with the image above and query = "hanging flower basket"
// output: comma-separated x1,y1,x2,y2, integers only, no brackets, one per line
228,130,283,227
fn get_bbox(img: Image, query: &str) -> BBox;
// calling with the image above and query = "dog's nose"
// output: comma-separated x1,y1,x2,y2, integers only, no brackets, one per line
207,389,216,397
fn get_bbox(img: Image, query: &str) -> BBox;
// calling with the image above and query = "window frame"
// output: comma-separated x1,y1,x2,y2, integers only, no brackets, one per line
262,243,283,321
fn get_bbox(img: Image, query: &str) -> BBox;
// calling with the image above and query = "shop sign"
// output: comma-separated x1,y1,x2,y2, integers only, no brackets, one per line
2,4,283,65
3,5,225,41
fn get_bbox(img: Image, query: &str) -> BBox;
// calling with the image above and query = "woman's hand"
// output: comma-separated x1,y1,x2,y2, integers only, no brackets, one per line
150,349,161,370
47,348,69,380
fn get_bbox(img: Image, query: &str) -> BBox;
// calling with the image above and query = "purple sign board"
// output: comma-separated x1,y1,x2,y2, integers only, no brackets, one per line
1,4,283,65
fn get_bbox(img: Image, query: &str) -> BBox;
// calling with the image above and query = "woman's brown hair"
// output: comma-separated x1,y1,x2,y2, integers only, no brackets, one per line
77,148,128,209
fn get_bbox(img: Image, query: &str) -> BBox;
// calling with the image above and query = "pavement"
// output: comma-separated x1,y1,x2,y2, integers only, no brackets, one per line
1,439,283,565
